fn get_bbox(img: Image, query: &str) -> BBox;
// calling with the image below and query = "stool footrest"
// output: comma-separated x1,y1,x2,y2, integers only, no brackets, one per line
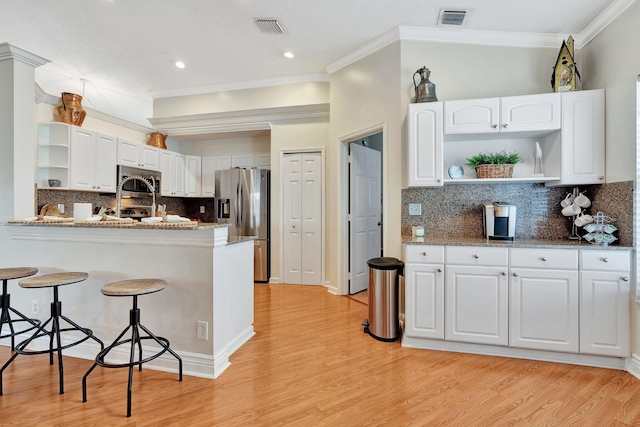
95,334,172,368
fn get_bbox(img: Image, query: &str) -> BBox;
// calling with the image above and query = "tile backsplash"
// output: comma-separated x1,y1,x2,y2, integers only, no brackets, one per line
402,181,633,246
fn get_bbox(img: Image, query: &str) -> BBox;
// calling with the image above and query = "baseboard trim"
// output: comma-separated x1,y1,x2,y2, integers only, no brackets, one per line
402,336,627,370
1,326,255,380
626,354,640,380
325,281,337,295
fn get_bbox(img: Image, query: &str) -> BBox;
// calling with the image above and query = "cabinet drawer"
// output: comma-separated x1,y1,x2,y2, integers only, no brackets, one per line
404,245,444,264
446,246,508,266
580,250,630,272
510,248,578,270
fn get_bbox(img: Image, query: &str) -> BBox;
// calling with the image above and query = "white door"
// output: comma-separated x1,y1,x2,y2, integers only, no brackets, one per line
349,143,381,294
282,152,322,285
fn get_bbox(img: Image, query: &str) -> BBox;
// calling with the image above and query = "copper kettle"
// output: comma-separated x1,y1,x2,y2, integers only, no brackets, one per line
146,132,167,149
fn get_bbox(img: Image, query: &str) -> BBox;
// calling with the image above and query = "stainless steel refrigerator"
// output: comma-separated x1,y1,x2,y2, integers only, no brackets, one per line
215,168,270,282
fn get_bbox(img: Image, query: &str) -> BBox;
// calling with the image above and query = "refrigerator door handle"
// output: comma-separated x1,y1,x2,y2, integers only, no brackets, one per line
239,182,243,226
235,181,240,227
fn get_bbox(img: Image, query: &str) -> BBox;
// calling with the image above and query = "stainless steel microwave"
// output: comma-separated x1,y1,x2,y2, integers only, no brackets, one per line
117,165,161,197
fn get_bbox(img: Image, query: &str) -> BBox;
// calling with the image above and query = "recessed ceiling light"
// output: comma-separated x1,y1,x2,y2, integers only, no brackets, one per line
175,61,185,69
284,52,294,59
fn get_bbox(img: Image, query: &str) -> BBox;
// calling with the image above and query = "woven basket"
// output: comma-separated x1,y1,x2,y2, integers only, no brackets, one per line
475,164,514,179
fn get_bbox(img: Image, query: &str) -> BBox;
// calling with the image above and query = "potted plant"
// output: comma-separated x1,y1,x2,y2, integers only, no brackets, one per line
466,150,523,179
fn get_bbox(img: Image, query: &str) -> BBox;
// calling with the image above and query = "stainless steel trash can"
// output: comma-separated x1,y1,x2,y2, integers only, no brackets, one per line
362,257,404,342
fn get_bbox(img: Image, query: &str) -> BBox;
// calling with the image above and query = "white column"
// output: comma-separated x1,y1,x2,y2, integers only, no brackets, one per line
0,43,49,221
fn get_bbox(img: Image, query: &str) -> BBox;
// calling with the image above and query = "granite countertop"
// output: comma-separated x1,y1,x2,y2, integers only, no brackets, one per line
2,221,231,231
402,235,633,250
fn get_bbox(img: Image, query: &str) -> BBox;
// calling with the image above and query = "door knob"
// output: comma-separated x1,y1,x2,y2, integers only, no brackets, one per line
378,222,382,226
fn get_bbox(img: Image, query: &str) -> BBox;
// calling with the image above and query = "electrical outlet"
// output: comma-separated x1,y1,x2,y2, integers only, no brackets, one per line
57,204,65,214
408,203,422,216
32,299,39,315
200,206,205,214
197,321,208,340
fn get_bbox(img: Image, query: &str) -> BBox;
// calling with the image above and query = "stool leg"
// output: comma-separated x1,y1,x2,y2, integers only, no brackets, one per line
127,323,139,417
60,314,104,351
0,350,19,395
139,323,183,382
83,324,130,404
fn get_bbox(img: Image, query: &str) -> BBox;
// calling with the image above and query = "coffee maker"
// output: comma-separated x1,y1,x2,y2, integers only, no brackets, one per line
483,202,517,241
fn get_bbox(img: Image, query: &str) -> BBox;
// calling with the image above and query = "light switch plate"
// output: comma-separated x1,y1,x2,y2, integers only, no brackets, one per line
408,203,421,216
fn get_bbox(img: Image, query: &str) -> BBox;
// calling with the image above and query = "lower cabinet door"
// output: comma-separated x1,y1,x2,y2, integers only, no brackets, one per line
445,265,509,345
404,263,444,339
580,271,630,357
509,268,579,353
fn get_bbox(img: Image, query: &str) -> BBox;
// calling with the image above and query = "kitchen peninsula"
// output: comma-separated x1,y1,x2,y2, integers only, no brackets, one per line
0,222,254,379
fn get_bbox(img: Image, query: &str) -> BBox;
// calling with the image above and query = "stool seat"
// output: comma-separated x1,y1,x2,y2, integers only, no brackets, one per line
0,267,38,281
19,272,88,289
101,279,167,297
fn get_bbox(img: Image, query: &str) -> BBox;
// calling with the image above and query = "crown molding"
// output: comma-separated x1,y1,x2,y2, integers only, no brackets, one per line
35,83,155,133
148,103,329,136
576,0,637,48
0,43,49,68
151,73,329,99
399,26,567,48
326,28,401,74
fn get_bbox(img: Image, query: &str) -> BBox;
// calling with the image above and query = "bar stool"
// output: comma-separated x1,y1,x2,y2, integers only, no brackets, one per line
0,267,41,351
82,278,182,417
0,272,104,395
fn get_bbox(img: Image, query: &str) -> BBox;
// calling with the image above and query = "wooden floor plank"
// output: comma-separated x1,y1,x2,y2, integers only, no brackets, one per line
1,283,640,426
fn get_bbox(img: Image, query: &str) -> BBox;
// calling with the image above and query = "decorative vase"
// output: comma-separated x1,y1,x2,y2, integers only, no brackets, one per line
55,92,86,127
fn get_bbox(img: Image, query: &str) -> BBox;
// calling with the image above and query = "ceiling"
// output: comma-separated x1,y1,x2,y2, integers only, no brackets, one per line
0,0,634,126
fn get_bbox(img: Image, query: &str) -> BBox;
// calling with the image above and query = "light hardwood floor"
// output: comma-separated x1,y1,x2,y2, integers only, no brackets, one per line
2,283,640,426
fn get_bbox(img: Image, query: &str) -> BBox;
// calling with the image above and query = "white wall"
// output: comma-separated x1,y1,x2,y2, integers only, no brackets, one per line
180,134,271,157
154,82,330,117
580,0,640,184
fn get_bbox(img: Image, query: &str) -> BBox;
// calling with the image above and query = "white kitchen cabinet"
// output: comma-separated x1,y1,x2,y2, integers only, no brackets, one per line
117,139,161,171
201,156,231,197
160,150,185,197
255,153,271,169
579,250,630,357
403,245,445,340
444,93,560,134
509,248,579,353
551,89,605,185
407,102,443,187
231,154,254,168
445,246,509,346
184,155,202,197
69,129,117,193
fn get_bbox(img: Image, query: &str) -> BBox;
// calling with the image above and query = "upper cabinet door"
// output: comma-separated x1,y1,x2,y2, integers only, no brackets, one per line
444,98,499,134
560,89,605,184
94,133,117,192
500,93,561,132
407,102,443,187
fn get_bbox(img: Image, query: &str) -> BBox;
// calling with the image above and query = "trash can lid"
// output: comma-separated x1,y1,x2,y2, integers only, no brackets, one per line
366,257,404,270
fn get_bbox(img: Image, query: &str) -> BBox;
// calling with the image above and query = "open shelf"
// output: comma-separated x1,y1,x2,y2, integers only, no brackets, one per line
444,176,560,184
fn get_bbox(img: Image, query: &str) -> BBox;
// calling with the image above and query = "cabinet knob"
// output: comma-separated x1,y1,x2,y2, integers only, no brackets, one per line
437,179,442,183
602,257,609,263
541,257,547,262
437,268,442,273
622,277,629,282
503,124,508,128
292,225,296,229
501,271,507,276
420,252,427,256
492,124,498,129
599,176,604,180
473,254,479,259
513,272,519,277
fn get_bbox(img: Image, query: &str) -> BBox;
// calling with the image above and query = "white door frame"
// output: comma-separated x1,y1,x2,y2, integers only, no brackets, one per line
279,147,326,286
338,122,388,296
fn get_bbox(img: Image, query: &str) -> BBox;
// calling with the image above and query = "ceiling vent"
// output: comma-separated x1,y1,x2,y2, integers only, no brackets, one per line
438,9,467,26
254,18,285,34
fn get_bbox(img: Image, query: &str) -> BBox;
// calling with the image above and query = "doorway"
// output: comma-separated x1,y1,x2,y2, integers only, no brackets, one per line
347,132,383,295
